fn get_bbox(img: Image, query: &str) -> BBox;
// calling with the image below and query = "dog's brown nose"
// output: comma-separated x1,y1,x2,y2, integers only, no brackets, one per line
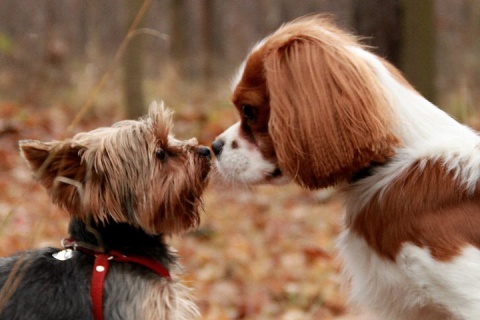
198,146,211,158
211,139,224,156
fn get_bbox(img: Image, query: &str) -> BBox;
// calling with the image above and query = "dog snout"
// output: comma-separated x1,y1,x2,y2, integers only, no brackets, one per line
211,139,224,156
198,146,212,158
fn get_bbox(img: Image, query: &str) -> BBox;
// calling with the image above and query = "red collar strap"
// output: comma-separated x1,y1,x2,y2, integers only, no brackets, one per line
64,239,171,320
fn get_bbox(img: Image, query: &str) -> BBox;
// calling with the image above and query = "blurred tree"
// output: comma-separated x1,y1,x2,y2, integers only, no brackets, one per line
401,0,436,103
2,0,479,113
169,0,189,80
201,0,214,85
85,1,100,65
353,0,402,66
123,0,147,118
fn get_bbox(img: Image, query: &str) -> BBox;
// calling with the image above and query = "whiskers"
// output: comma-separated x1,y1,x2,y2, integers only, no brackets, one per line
209,167,255,192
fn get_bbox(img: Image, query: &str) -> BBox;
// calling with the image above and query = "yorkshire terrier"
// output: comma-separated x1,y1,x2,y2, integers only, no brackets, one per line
0,102,211,320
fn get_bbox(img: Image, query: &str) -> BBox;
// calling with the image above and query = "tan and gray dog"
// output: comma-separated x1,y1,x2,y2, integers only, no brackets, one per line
0,102,211,320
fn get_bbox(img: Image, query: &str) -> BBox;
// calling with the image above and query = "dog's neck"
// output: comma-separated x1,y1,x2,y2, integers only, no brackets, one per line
67,218,175,266
350,161,386,184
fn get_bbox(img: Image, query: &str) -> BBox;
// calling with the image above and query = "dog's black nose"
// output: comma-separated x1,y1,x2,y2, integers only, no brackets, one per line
198,146,211,158
211,139,224,156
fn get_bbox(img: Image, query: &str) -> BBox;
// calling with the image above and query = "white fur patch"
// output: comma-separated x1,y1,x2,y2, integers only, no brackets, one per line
345,46,480,211
339,47,480,320
336,231,480,320
214,122,282,184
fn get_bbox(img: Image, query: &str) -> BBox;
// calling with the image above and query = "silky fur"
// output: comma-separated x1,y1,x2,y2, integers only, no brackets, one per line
213,15,480,319
20,104,208,235
0,102,210,319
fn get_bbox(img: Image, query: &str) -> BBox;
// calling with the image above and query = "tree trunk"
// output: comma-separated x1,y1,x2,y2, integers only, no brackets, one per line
401,0,436,103
353,0,402,66
201,0,213,87
123,0,146,119
169,0,189,80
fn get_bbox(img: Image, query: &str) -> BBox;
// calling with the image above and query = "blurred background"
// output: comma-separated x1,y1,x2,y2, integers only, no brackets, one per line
0,1,479,319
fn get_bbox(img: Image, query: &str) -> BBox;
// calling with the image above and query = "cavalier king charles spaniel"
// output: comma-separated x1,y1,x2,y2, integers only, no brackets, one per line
212,15,480,320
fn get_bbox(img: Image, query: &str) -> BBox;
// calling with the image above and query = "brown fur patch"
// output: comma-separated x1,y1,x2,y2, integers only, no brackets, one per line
19,140,87,218
20,103,210,235
350,160,480,261
232,16,400,189
232,48,276,162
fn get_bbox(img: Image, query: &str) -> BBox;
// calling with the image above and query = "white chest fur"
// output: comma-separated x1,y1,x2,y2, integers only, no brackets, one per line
335,230,480,320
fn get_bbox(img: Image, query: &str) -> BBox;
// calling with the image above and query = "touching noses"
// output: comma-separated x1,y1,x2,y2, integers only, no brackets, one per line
198,146,212,158
211,139,224,156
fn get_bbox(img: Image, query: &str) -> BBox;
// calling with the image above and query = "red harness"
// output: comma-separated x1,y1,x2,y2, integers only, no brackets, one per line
62,239,171,320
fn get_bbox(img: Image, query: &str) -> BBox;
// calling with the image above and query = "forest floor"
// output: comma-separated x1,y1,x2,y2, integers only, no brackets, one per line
0,102,373,319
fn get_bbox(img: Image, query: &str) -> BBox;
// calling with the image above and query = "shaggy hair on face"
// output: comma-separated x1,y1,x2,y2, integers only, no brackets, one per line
0,102,211,319
20,103,210,234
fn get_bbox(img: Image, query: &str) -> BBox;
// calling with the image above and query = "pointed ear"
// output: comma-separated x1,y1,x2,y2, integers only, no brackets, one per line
265,37,399,189
148,101,173,143
19,140,87,214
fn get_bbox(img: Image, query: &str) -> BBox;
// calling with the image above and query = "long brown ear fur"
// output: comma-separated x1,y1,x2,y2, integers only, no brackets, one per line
264,18,399,189
19,140,86,216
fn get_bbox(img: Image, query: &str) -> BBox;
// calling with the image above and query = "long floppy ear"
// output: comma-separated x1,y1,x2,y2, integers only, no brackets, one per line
265,36,399,189
19,140,86,215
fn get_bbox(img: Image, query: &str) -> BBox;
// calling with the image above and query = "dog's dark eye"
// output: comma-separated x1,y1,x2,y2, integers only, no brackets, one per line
156,148,167,161
242,105,257,122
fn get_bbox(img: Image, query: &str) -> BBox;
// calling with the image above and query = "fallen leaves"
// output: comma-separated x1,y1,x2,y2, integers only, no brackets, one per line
0,102,366,319
169,183,354,319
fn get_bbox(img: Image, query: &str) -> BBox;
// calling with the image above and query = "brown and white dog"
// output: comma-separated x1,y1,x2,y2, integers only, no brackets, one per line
212,16,480,320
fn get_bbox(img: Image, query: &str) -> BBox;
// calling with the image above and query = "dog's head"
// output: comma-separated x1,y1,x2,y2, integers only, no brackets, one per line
20,102,211,234
212,16,400,189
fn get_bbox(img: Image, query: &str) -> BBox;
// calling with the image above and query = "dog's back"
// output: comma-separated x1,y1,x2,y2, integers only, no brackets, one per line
0,248,92,319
